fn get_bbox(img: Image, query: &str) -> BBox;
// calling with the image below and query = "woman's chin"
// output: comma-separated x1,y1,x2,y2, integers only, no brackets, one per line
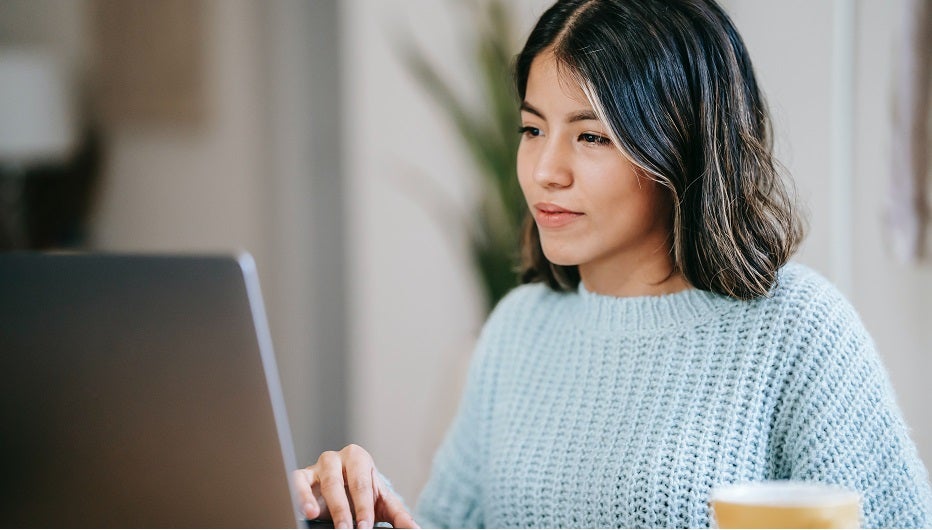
540,247,582,267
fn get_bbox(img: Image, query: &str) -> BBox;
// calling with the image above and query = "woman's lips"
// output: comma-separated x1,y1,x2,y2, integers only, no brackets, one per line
534,203,583,228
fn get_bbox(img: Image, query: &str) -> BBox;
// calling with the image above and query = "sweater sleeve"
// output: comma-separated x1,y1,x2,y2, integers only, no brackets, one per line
414,288,516,528
413,332,494,528
776,293,932,528
412,284,540,528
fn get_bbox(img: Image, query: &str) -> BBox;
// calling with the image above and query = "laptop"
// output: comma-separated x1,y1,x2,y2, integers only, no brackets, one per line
0,252,310,528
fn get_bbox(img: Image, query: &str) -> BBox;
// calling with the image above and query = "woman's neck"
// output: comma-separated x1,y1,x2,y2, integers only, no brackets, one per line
579,257,691,298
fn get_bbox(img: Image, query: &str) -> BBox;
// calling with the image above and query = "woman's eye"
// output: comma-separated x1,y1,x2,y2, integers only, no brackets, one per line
580,133,611,146
517,126,541,138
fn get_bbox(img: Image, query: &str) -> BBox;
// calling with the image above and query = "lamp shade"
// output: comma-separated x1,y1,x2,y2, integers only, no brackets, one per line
0,50,76,164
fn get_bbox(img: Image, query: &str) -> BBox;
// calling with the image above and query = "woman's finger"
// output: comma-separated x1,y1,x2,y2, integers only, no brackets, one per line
374,475,420,529
294,468,321,520
343,446,376,529
317,451,354,529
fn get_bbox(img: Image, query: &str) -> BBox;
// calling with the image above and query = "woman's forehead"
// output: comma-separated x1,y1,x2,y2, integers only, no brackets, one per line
525,52,595,112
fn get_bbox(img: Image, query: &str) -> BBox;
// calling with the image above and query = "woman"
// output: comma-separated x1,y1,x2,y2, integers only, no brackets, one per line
295,0,932,527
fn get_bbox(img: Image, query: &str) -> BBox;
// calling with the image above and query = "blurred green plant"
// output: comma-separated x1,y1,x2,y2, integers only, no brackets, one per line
398,0,526,314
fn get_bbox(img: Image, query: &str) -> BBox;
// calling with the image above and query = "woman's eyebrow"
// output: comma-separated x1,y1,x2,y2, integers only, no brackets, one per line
567,110,599,122
520,101,599,123
520,101,545,119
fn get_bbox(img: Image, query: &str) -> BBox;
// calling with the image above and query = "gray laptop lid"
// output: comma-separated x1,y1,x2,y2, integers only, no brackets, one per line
0,253,302,528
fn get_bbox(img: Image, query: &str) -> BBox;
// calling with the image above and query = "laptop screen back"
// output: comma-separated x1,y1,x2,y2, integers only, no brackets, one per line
0,253,301,528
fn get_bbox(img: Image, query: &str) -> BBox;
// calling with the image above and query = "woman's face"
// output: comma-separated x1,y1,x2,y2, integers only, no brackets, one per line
517,51,675,286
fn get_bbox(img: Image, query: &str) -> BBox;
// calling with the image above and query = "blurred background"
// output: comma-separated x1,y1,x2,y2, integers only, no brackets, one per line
0,0,929,504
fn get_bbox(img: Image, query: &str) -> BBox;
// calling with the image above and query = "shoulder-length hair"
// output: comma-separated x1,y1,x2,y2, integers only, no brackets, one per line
515,0,805,300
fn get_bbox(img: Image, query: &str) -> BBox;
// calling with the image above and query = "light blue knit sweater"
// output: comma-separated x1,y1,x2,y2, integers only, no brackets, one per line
412,263,932,528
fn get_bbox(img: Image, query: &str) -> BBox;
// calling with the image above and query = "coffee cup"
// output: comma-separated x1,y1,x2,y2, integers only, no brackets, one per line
710,480,861,528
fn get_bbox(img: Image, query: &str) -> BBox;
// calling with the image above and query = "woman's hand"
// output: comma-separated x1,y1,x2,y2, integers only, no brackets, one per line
293,444,419,529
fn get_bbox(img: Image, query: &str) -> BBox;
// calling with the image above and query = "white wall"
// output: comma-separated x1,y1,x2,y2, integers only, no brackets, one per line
850,0,932,467
89,0,267,258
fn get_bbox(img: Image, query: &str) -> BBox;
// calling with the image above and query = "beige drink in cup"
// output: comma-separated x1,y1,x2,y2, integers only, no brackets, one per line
710,481,861,528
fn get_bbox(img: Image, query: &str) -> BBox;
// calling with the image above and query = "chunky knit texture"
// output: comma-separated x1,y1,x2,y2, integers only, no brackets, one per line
412,263,932,528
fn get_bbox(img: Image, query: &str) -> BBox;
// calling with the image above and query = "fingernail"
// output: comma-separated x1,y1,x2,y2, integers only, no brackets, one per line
357,520,372,529
336,521,351,529
302,503,315,517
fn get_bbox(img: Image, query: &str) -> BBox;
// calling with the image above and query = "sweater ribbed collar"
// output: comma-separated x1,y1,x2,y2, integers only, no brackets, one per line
576,281,735,334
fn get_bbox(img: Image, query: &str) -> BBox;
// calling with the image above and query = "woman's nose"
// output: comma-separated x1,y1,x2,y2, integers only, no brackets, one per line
532,139,573,189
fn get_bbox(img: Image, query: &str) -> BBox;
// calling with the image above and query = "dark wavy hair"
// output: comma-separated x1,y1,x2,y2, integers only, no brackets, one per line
515,0,805,300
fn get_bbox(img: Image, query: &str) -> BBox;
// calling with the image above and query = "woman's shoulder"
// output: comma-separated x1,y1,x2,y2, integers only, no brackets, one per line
466,282,569,372
476,282,571,340
766,262,847,310
772,261,834,295
764,261,871,345
491,281,568,315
